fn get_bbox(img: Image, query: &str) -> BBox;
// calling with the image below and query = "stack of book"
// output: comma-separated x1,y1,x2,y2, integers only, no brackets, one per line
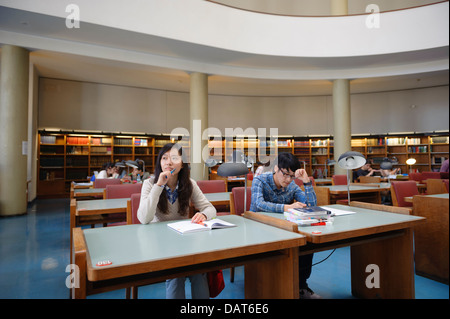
284,206,333,226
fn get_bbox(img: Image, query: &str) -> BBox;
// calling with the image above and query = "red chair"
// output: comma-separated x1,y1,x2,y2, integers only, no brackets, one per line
421,171,441,182
196,180,229,215
390,181,419,207
196,180,226,193
129,193,141,225
332,174,348,185
105,183,142,199
94,178,121,188
408,172,423,182
230,187,251,216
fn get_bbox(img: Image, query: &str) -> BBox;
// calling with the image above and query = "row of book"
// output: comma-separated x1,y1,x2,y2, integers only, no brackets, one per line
67,136,89,145
408,146,428,153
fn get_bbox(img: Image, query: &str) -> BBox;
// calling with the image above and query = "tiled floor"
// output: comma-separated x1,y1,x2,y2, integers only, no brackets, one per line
0,198,448,299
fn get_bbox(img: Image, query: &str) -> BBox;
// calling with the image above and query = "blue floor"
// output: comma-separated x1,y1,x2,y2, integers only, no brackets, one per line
0,198,448,299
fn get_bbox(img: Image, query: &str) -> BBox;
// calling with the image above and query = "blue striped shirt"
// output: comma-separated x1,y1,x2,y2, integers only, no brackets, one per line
250,172,317,213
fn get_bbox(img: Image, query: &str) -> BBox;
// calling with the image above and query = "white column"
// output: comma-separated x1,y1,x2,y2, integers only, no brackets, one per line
0,45,30,216
189,72,208,181
332,79,352,175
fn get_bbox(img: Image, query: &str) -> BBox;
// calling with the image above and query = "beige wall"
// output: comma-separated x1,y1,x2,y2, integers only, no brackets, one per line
38,78,449,136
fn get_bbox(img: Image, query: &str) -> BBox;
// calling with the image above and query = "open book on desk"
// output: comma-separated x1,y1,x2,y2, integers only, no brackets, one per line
167,218,236,234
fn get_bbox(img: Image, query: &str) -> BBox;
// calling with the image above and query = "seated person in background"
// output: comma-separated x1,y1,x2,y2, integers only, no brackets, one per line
353,162,379,182
440,158,449,173
250,152,320,299
97,162,117,179
380,167,400,177
131,164,150,181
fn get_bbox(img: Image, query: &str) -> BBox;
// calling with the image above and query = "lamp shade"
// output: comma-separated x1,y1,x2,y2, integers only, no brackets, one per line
125,160,138,168
217,162,248,177
327,159,336,165
338,151,366,170
406,158,416,165
115,160,126,168
205,158,218,167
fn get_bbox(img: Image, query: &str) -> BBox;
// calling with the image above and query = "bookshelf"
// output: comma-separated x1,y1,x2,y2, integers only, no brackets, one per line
37,130,448,197
38,131,155,197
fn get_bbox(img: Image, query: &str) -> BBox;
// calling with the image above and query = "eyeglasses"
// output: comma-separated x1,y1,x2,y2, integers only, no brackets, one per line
161,155,182,163
278,168,295,180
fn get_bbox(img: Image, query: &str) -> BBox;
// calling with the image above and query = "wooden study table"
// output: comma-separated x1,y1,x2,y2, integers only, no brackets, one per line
314,178,332,185
69,198,129,263
71,188,105,199
72,215,306,299
404,192,449,203
245,204,425,299
412,193,449,283
316,184,389,205
204,192,231,206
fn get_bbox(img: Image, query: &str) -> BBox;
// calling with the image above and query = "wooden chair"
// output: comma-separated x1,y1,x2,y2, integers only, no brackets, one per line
358,176,381,183
443,179,449,192
196,180,226,193
104,183,142,199
314,186,330,206
230,187,251,215
350,201,411,215
412,195,449,284
94,178,121,188
408,172,423,183
421,171,441,182
196,180,229,214
426,179,448,195
390,181,419,207
332,174,348,185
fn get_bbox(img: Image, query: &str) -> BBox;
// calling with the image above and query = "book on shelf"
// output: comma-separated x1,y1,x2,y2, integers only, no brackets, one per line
167,218,236,234
41,135,57,144
386,137,406,145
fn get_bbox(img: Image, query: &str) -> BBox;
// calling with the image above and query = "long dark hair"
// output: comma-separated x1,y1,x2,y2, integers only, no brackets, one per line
154,143,192,216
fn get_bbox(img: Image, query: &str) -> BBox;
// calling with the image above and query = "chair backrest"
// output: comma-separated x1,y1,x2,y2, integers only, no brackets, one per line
426,179,448,195
421,171,441,181
94,178,121,188
126,193,141,224
196,180,226,193
440,172,449,179
390,181,419,207
332,174,347,185
350,201,411,215
443,179,449,192
408,172,423,182
359,176,381,183
105,183,142,199
230,187,251,215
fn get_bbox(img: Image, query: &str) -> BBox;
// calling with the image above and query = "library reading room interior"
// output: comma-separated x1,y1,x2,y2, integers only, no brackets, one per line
0,0,448,301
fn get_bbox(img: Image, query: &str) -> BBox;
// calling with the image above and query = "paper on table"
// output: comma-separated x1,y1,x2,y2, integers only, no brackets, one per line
319,206,356,216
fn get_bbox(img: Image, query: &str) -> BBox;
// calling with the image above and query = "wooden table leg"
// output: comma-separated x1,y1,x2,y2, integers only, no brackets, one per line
72,227,87,299
245,247,299,299
351,228,415,299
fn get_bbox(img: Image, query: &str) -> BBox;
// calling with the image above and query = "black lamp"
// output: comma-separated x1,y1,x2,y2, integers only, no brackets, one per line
338,151,366,203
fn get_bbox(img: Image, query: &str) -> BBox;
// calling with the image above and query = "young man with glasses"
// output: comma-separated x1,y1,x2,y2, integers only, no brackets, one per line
250,152,320,299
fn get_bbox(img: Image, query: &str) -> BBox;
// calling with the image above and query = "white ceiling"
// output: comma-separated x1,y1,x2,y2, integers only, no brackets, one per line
0,2,448,96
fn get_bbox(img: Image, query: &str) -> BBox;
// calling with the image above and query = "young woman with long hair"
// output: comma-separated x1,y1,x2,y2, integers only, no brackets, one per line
137,142,216,298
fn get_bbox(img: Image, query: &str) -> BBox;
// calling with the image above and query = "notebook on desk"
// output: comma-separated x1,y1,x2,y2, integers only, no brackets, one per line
167,219,236,234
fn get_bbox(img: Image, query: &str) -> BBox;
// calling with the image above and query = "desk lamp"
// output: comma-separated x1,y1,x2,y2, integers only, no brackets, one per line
338,151,366,203
125,160,138,175
135,159,145,174
380,159,394,185
406,158,416,173
217,162,249,213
